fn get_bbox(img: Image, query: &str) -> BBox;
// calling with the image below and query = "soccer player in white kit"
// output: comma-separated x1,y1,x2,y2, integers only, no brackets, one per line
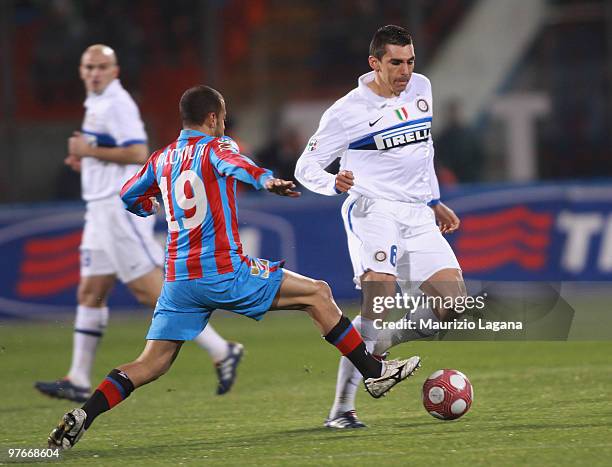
35,45,243,402
295,26,466,428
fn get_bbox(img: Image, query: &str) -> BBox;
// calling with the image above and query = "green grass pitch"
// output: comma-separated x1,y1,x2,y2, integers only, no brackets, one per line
1,311,611,466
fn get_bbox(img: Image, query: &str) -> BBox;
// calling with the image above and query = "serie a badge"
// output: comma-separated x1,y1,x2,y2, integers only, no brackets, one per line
416,98,429,113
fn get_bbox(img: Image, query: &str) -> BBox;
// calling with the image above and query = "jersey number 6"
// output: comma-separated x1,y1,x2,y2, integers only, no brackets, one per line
160,170,207,232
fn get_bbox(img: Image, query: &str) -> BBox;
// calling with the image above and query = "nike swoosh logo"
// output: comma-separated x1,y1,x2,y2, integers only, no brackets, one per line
369,116,383,127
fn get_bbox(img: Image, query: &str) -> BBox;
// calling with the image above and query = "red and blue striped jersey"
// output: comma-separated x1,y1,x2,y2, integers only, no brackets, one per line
120,129,273,281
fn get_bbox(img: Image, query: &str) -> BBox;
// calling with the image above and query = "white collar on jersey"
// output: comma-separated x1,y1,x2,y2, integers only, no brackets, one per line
357,71,412,109
85,79,122,102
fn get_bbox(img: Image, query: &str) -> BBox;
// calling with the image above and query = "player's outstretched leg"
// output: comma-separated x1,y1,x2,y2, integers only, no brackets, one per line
129,269,243,396
48,339,182,450
270,270,421,399
326,272,399,428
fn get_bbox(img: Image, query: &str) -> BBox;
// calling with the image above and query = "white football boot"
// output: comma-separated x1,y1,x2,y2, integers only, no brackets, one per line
364,356,421,398
48,408,87,450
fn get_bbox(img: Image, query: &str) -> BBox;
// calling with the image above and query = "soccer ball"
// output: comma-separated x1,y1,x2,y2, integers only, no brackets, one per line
422,369,473,420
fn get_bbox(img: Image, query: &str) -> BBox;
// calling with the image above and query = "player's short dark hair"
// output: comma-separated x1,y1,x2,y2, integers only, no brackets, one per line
179,85,224,126
369,25,413,59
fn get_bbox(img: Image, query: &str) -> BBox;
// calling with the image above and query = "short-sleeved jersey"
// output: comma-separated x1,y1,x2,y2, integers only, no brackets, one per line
295,71,440,203
120,129,273,282
81,79,147,202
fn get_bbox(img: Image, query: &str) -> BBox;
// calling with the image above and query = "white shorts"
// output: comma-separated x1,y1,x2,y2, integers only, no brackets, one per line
80,197,163,283
341,195,460,288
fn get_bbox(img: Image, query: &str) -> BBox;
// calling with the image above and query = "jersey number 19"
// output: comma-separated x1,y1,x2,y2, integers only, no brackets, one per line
160,170,208,232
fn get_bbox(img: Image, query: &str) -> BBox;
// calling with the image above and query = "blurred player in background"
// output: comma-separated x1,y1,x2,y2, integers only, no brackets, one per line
46,85,421,450
35,45,243,403
295,25,466,428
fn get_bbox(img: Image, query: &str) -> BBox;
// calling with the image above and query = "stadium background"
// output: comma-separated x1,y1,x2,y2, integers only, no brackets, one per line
1,1,611,465
1,0,610,313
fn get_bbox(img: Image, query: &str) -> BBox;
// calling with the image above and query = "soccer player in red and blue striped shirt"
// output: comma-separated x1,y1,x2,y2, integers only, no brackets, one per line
47,85,421,450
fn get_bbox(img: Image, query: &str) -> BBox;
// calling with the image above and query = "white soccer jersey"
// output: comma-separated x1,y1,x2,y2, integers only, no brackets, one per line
295,71,440,203
80,79,147,202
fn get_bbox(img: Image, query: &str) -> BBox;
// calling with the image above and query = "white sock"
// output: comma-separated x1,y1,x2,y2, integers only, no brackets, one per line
328,315,374,418
374,306,440,355
67,305,108,388
194,324,229,363
329,356,362,417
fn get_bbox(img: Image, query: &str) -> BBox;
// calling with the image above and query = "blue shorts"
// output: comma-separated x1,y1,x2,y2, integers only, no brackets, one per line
146,258,284,341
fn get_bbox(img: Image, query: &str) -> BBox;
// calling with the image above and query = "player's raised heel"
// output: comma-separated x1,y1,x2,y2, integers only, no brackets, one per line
48,408,87,450
363,356,421,398
215,342,244,395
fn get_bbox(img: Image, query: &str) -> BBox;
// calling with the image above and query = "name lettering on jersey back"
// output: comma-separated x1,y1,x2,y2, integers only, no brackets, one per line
156,144,207,168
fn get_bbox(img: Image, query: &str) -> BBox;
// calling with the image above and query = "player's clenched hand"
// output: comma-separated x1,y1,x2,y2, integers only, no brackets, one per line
264,178,301,197
432,202,460,234
335,170,354,193
64,154,82,172
68,131,91,158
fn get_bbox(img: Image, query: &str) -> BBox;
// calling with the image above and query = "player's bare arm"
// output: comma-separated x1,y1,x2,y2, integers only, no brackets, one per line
431,202,460,234
68,131,148,165
335,170,354,193
264,178,301,197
